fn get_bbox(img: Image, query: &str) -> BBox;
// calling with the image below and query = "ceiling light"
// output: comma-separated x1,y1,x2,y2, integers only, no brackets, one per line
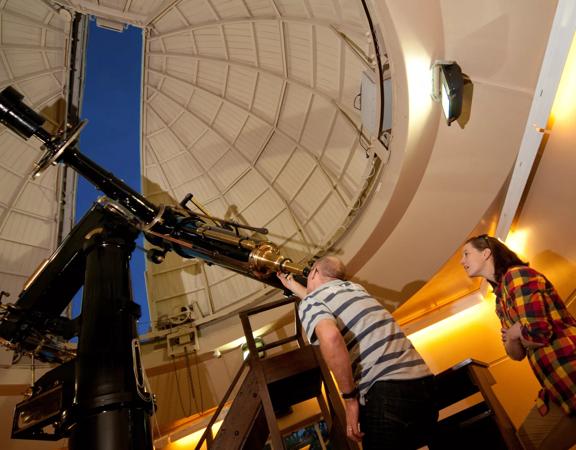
431,61,464,126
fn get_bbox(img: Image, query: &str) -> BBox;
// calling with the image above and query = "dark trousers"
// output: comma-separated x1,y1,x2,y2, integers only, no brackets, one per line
360,376,438,450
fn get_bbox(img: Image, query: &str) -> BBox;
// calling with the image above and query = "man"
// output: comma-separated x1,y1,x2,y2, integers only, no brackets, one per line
277,256,437,449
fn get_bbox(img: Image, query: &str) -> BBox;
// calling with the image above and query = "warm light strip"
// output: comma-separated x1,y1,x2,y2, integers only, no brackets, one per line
504,229,529,260
170,420,223,448
550,32,576,122
407,299,492,344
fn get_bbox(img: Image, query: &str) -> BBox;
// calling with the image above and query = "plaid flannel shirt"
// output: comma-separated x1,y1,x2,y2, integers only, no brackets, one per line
494,266,576,416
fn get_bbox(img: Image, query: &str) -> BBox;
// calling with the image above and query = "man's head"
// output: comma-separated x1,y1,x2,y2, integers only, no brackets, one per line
306,256,346,293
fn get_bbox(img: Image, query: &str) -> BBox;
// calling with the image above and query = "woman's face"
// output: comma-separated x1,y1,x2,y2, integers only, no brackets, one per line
460,242,490,278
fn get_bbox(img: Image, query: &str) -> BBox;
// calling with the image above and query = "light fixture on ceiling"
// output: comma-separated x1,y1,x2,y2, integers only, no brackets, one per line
431,61,464,126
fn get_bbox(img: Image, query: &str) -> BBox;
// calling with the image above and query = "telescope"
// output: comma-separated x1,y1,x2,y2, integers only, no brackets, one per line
0,86,310,449
0,85,310,284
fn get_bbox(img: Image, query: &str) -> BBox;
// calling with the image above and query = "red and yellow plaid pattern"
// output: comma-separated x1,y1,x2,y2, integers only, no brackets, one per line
495,266,576,416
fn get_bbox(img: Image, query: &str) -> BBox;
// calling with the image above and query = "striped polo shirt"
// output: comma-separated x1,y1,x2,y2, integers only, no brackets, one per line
299,279,432,404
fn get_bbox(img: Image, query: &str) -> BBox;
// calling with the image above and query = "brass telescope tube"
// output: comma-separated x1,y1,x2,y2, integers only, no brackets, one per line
248,243,309,277
195,227,309,277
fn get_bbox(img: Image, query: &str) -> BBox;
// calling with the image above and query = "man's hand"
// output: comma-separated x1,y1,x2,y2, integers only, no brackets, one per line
344,398,364,442
276,271,306,298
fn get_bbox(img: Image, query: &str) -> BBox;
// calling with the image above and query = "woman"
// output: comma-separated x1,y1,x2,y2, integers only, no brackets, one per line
461,235,576,450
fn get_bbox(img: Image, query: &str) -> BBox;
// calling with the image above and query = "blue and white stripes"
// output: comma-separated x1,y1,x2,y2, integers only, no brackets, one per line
299,279,431,403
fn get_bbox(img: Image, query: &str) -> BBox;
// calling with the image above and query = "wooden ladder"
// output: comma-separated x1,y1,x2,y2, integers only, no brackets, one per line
195,297,359,450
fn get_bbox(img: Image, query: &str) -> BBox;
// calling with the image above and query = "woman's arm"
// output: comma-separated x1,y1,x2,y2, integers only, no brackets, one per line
501,324,526,360
505,321,545,349
505,269,553,346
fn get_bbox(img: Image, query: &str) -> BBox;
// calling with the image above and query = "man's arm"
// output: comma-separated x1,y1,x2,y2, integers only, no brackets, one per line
315,319,363,442
315,320,356,392
276,272,307,298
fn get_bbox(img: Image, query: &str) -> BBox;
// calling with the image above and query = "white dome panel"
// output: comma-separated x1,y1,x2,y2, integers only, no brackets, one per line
165,55,198,81
255,131,294,181
0,171,20,203
147,91,183,125
162,33,196,53
195,59,227,95
211,0,251,19
305,193,348,244
234,115,272,162
308,0,340,21
274,0,309,18
315,27,343,97
14,183,57,217
148,129,186,162
0,0,70,309
208,273,265,311
153,266,206,301
158,76,193,107
7,51,48,77
253,22,284,74
143,164,170,194
176,0,218,27
142,0,382,325
225,66,257,109
0,239,48,277
300,95,337,157
19,75,64,101
173,174,219,204
163,152,204,183
212,102,248,143
291,166,332,222
322,114,362,178
210,149,250,190
6,0,54,21
171,114,206,148
336,148,371,204
274,148,316,201
224,170,268,212
337,0,366,26
1,15,44,46
188,88,222,123
244,0,276,17
202,196,228,217
266,208,304,248
241,188,284,227
143,108,166,135
145,69,163,91
192,130,228,170
277,83,311,140
2,212,53,248
283,22,313,85
251,73,283,121
193,27,225,58
223,23,256,64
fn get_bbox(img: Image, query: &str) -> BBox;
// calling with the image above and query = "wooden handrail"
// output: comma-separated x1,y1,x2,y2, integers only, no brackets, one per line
194,360,249,450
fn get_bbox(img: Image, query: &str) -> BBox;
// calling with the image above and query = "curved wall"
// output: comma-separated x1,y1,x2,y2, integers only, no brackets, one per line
338,0,556,311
